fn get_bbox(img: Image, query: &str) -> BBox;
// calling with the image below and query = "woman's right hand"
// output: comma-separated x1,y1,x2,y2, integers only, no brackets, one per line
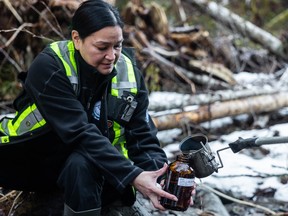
131,163,178,210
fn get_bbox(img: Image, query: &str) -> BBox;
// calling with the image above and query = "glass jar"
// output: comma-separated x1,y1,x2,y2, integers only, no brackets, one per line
160,154,195,211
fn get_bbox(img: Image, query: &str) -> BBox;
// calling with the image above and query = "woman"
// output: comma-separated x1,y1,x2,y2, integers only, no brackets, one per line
0,0,178,215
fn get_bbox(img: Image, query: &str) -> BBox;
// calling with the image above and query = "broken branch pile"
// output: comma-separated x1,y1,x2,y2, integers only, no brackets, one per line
1,0,288,130
119,0,288,131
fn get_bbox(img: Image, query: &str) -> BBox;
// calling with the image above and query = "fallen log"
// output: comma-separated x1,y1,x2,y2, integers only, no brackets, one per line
151,92,288,130
149,88,288,111
186,0,287,60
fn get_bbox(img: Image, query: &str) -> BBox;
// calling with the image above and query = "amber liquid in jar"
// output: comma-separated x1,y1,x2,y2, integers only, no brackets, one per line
160,154,195,211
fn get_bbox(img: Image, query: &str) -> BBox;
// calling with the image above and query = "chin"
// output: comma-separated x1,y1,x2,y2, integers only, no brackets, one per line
99,69,113,75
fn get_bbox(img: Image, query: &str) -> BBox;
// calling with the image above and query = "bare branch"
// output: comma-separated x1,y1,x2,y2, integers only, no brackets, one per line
0,48,23,72
3,0,23,23
28,2,65,40
1,23,35,48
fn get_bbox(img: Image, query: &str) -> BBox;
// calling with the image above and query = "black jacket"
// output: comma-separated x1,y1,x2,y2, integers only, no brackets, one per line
11,44,167,192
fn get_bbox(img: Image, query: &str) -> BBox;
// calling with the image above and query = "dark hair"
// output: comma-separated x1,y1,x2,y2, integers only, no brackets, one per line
71,0,124,39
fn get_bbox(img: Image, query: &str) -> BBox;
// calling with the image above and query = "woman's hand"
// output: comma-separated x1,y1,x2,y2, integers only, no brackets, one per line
131,163,178,210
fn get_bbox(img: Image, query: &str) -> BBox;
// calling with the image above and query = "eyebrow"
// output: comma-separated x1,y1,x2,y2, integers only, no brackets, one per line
94,39,124,45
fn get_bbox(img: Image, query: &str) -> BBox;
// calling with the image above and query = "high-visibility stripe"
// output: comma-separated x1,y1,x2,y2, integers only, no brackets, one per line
0,103,47,137
51,41,78,92
112,121,121,145
0,136,9,143
50,42,72,76
112,121,128,158
0,117,11,135
110,53,138,154
123,55,137,94
0,122,4,135
7,119,16,136
67,41,77,72
112,54,137,97
111,76,118,97
121,143,128,158
13,103,36,131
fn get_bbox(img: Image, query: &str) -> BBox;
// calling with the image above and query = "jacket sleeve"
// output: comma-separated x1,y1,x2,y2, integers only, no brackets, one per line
25,50,143,192
125,67,168,171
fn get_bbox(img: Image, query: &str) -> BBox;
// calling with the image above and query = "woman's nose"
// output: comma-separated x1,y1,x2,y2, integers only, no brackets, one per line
105,48,116,61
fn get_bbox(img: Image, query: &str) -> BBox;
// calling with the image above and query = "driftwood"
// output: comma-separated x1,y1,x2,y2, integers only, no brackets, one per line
185,0,287,60
151,92,288,130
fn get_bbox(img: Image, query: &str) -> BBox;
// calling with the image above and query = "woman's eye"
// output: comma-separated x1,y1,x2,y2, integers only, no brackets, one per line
98,47,107,51
96,44,122,51
115,44,122,49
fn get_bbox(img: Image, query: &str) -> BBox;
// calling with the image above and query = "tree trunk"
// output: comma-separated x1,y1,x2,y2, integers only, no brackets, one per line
151,92,288,130
185,0,287,60
149,88,288,111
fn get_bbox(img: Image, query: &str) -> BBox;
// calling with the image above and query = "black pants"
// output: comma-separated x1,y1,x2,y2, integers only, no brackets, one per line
57,151,135,211
0,131,135,212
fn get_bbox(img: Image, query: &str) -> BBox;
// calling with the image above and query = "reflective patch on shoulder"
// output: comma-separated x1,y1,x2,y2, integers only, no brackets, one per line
92,101,101,120
1,136,9,143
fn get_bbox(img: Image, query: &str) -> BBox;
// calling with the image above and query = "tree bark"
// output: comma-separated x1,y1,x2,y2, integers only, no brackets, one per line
185,0,287,60
151,92,288,130
149,88,288,111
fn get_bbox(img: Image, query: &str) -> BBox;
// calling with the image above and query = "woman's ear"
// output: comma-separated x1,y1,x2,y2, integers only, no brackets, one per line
71,30,81,50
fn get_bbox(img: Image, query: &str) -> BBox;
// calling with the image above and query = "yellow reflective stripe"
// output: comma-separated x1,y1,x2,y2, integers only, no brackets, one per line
123,55,136,93
30,118,46,131
111,76,119,97
121,143,128,158
123,55,137,94
67,41,77,72
26,104,46,130
112,122,128,158
50,42,72,76
13,109,28,130
0,136,9,143
112,121,121,145
7,120,16,136
0,120,5,134
13,103,37,131
4,104,46,136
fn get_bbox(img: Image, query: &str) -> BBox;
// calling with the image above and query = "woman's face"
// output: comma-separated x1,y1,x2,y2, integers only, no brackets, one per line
72,26,123,75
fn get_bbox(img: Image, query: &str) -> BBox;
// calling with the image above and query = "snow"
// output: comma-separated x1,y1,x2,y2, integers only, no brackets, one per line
154,72,288,203
160,123,288,202
233,71,276,87
160,118,288,203
204,124,287,201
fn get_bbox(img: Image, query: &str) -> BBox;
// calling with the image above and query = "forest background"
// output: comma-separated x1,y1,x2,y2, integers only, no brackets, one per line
1,0,288,102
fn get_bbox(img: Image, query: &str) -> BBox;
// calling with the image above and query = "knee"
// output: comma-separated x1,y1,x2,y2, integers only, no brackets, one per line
57,152,100,187
64,152,91,174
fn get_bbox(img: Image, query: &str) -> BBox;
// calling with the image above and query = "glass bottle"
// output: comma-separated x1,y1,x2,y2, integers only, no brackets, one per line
160,154,195,211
